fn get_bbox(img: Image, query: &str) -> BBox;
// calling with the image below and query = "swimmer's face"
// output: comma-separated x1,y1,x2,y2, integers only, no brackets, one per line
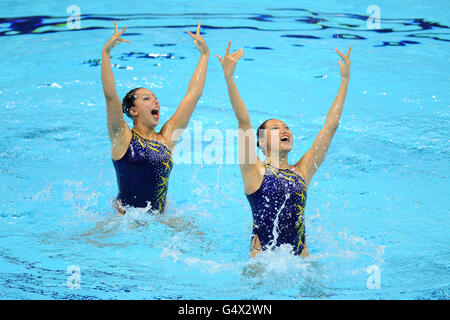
259,119,293,155
130,88,160,126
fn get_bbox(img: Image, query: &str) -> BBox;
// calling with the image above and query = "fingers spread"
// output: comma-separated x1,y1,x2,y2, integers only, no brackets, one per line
335,48,346,60
186,30,195,39
346,45,352,58
231,49,244,61
232,49,243,57
226,41,231,55
118,26,128,36
119,38,131,43
216,55,223,63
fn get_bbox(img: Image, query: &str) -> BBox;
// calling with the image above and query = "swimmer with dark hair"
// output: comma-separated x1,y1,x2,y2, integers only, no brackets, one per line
101,21,209,214
217,41,352,257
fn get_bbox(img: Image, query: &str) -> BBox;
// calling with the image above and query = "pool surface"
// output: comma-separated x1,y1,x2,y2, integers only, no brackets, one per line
0,0,449,299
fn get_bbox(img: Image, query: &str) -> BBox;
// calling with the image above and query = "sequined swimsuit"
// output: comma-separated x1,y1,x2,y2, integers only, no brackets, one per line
246,163,308,255
112,130,173,213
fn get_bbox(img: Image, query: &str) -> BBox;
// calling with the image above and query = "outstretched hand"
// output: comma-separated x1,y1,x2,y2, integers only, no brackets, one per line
186,22,209,55
103,21,131,53
216,41,243,77
335,46,352,79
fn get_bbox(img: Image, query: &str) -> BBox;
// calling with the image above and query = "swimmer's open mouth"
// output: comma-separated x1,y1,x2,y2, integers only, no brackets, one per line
280,135,290,142
151,108,159,119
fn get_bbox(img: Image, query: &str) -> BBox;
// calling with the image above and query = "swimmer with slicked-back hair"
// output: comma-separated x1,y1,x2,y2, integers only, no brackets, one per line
101,21,209,215
217,41,352,257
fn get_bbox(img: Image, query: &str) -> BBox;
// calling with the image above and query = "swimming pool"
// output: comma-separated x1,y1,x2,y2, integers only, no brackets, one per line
0,0,448,299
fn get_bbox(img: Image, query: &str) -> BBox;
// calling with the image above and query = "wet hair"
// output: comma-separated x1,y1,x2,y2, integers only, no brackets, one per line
122,87,144,119
256,118,275,149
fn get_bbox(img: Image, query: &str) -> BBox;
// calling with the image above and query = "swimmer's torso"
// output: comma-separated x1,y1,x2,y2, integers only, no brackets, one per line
113,130,173,212
246,163,307,255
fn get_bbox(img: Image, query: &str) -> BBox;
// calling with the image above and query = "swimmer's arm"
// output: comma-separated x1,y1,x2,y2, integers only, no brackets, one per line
296,47,352,187
216,42,249,125
225,72,262,184
161,23,209,146
102,50,126,138
218,41,263,193
101,21,131,140
224,70,251,126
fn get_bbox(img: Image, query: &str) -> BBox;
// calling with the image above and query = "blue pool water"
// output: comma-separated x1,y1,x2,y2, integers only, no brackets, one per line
0,0,449,299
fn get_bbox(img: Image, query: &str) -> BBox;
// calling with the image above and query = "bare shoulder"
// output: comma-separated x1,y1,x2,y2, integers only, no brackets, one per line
242,158,265,195
292,162,311,189
155,132,173,151
291,164,306,180
158,119,181,151
111,124,132,161
154,128,176,151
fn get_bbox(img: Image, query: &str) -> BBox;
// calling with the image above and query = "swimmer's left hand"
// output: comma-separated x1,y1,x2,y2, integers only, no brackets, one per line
186,22,209,55
335,46,352,79
102,21,131,53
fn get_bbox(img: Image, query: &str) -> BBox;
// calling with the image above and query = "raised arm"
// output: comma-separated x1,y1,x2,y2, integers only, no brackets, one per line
161,22,209,148
296,46,352,188
101,21,131,146
217,41,263,194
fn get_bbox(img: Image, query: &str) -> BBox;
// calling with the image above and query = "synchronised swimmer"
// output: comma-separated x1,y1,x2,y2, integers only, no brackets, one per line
101,21,351,257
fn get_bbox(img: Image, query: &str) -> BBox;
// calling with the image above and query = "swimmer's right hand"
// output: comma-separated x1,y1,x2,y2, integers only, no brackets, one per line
102,20,131,53
216,41,243,77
